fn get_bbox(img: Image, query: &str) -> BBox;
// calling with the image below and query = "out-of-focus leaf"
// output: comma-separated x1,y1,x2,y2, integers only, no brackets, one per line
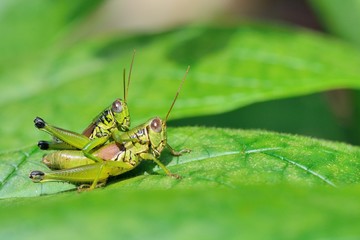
310,0,360,46
2,24,360,149
170,92,348,142
0,0,102,67
1,185,360,239
309,0,360,145
2,127,360,198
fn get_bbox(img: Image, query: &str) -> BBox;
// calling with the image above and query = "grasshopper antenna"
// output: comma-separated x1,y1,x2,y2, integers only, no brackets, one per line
125,49,136,102
123,50,136,102
123,68,127,101
165,66,190,122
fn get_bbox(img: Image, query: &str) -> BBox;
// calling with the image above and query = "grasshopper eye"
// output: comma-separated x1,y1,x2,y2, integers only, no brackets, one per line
150,118,162,133
112,99,123,113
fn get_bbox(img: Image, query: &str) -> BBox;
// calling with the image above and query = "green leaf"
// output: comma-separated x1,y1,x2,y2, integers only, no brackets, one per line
2,127,360,198
1,187,360,240
2,127,360,239
1,159,360,239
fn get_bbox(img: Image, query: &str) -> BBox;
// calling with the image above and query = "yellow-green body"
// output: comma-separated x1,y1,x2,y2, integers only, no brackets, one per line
30,65,190,191
35,98,130,150
30,117,189,190
35,51,135,153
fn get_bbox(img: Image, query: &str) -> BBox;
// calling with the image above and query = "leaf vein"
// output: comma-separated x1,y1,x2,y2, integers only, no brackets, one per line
0,146,38,190
265,152,337,187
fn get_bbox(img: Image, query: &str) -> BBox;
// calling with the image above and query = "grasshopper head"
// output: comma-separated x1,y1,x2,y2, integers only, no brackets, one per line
148,117,167,156
111,98,130,131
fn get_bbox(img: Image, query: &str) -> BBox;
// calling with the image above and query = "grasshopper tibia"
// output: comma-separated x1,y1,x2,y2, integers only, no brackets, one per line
38,140,77,151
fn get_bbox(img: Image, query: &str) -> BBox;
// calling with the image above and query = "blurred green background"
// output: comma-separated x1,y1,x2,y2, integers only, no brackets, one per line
1,0,360,239
1,0,360,150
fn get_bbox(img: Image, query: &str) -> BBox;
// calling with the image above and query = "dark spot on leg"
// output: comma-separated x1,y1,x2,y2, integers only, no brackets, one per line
29,170,45,182
38,141,50,150
34,117,46,128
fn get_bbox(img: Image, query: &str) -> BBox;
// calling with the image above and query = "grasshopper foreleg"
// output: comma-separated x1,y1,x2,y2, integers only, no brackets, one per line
139,153,181,179
30,157,137,190
166,144,191,156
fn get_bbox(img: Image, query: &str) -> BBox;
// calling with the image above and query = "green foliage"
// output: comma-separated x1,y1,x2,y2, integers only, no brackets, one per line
310,0,360,145
2,21,360,149
1,1,360,239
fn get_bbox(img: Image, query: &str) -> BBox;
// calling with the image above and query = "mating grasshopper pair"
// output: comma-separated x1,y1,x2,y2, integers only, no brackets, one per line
30,54,190,191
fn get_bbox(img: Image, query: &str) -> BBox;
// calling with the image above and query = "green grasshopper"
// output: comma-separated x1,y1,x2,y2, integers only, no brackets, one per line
29,66,191,191
34,52,135,161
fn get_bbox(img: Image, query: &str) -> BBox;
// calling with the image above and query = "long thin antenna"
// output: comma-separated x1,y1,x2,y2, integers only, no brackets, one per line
126,49,136,102
165,66,190,122
123,68,126,101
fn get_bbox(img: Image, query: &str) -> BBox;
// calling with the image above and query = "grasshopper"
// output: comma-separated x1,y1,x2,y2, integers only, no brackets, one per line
29,66,191,191
34,52,136,162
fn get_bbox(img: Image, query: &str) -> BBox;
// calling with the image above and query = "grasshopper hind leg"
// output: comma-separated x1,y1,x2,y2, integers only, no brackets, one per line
29,163,110,188
30,168,107,192
34,117,91,150
29,159,137,191
37,140,77,150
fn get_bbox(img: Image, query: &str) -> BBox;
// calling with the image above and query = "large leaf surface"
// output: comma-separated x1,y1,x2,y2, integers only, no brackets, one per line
1,127,360,198
1,127,360,239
